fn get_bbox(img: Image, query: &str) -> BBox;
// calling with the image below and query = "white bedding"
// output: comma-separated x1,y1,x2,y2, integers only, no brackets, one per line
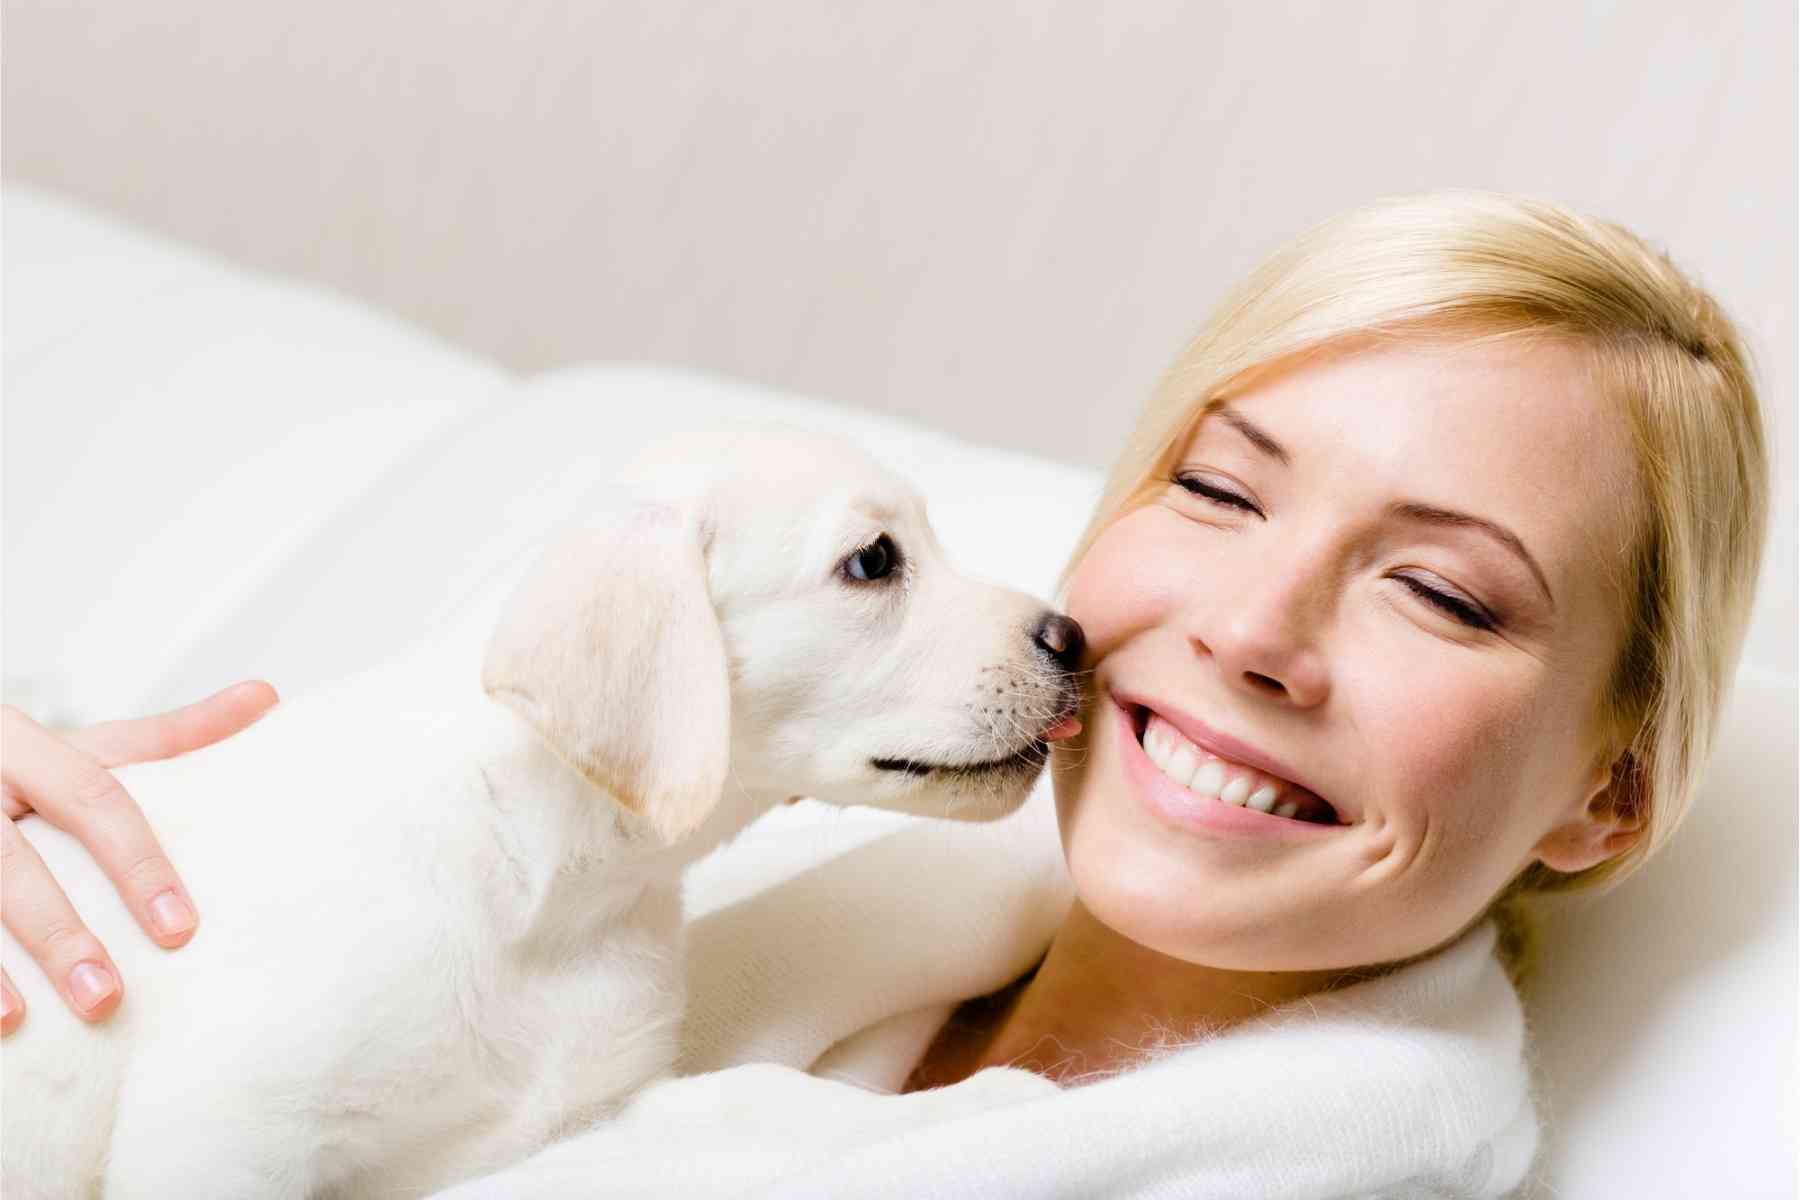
3,185,1794,1198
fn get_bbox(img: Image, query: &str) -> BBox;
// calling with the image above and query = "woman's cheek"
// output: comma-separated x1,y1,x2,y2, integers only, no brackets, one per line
1359,656,1545,855
1065,510,1192,652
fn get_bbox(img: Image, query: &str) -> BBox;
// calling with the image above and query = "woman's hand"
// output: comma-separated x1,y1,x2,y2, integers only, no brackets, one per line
0,681,278,1034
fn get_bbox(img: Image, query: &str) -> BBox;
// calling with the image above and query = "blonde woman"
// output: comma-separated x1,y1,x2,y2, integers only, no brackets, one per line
0,192,1769,1197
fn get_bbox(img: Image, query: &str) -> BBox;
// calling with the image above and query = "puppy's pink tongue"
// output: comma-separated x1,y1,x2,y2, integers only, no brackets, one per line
1044,716,1083,742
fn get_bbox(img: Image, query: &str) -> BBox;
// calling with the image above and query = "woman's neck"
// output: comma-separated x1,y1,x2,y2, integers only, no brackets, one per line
954,900,1344,1086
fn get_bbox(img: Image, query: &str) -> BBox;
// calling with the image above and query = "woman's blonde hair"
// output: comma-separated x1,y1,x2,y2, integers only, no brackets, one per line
1065,191,1768,978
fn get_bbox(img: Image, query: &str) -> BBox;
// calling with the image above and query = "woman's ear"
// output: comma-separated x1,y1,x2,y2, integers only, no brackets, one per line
481,503,730,845
1530,750,1647,874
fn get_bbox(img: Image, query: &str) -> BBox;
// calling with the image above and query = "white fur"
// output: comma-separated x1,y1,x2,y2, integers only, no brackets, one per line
0,431,1079,1199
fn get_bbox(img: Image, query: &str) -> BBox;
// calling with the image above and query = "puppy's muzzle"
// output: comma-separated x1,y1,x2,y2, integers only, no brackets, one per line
1032,611,1085,675
872,610,1086,779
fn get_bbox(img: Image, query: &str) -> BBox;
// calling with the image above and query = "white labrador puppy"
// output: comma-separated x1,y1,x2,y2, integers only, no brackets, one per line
1,431,1084,1199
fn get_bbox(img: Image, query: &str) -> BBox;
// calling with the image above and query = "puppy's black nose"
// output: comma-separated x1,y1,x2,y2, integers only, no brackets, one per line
1032,612,1086,672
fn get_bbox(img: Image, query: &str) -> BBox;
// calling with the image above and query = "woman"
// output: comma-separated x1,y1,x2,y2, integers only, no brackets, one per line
1,192,1769,1196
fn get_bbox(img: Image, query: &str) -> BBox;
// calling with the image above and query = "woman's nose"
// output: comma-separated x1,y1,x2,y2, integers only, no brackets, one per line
1189,562,1331,708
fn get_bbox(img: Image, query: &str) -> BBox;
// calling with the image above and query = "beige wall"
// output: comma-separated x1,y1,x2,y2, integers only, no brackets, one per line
4,0,1793,668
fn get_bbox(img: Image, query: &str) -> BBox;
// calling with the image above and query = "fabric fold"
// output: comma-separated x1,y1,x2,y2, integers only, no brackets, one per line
439,787,1536,1199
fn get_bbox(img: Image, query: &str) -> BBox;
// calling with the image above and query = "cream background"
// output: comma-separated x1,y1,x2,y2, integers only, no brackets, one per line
3,0,1793,668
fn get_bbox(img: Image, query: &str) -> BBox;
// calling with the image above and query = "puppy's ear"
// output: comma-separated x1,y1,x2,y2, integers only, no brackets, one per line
481,503,730,844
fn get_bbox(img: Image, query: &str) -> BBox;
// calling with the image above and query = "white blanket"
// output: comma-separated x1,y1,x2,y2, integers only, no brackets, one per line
437,789,1539,1199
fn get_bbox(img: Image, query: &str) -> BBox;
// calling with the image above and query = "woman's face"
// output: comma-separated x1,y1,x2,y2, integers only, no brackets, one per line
1055,337,1642,971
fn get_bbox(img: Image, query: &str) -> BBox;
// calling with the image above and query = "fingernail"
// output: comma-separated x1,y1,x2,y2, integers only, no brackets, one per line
150,891,195,937
69,961,118,1012
1,984,19,1022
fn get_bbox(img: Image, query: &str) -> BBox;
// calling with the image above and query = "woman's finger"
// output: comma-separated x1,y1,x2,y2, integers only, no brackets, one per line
1,968,23,1035
0,707,198,952
62,680,279,769
0,816,124,1023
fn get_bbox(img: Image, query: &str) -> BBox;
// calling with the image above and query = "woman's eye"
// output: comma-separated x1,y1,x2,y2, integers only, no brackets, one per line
845,534,899,582
1395,575,1497,632
1172,473,1262,517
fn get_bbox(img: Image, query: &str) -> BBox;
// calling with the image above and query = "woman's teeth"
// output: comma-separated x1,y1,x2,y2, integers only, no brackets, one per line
1141,713,1332,824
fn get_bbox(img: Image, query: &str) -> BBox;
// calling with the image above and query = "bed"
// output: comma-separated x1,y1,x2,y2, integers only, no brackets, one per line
3,186,1794,1197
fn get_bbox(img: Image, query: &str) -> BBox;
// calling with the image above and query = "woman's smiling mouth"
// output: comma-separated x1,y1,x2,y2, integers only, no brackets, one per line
1140,713,1339,823
1111,692,1347,836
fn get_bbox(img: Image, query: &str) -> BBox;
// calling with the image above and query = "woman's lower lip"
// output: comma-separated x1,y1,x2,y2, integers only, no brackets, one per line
1113,698,1342,842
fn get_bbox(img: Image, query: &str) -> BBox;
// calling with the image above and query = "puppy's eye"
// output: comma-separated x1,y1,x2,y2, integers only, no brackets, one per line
844,534,899,582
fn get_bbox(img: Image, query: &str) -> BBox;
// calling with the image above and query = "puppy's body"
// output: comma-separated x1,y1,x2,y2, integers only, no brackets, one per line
5,652,735,1198
2,432,1082,1198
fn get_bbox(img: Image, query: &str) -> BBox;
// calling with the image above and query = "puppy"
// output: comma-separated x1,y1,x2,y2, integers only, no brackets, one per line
0,430,1084,1199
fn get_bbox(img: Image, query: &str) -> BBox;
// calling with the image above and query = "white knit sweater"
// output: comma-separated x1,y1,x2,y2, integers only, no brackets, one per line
438,786,1540,1199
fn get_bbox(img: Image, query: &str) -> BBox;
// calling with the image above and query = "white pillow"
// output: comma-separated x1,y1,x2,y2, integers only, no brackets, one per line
1524,664,1796,1198
3,185,1792,1198
2,185,513,722
2,190,1103,719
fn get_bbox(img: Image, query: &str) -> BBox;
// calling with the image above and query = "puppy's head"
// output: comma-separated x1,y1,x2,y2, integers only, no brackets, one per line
483,431,1083,844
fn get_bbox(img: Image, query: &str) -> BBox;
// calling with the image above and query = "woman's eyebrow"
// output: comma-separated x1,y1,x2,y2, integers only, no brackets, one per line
1208,403,1554,607
1389,501,1555,607
1212,405,1291,467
